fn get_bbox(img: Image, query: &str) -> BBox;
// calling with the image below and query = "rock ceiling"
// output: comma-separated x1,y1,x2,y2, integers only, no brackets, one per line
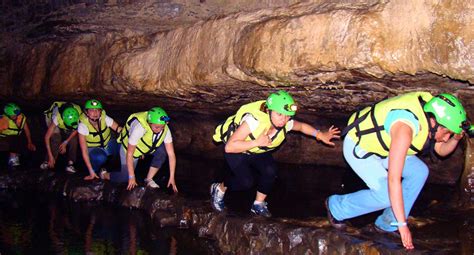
1,0,473,117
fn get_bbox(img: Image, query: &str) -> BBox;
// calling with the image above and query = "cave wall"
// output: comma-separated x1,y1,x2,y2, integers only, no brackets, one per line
0,0,473,184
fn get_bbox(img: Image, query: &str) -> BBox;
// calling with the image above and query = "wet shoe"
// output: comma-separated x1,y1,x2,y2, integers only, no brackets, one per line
210,183,225,212
8,155,20,167
40,161,49,170
100,168,108,179
250,202,272,218
145,178,160,189
325,198,347,230
373,224,401,239
65,164,76,173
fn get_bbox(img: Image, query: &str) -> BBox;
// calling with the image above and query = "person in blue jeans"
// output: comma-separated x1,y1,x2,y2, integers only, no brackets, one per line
78,99,122,180
326,92,469,250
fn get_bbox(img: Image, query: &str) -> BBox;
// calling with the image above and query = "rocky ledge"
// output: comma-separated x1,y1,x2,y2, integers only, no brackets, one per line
0,169,470,254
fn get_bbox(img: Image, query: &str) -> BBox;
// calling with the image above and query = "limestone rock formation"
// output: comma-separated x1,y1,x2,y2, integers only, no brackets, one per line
1,0,473,116
0,0,473,184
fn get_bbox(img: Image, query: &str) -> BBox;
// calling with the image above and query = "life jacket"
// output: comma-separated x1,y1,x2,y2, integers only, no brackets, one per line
44,101,82,131
79,110,111,148
343,91,433,158
117,111,169,158
0,114,26,137
213,100,291,154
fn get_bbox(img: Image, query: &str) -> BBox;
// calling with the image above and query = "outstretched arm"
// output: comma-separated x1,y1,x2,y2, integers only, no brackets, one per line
23,122,36,151
388,121,414,250
79,134,99,180
165,142,178,193
44,123,57,168
126,145,138,190
292,120,340,146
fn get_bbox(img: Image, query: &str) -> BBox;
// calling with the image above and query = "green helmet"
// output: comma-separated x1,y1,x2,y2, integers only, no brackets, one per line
423,93,467,134
4,103,21,117
147,107,170,124
85,99,103,110
266,90,297,116
62,107,80,129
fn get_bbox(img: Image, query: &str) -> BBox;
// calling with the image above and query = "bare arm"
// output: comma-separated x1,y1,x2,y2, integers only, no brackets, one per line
79,134,98,179
388,121,414,250
111,121,122,133
292,120,340,146
23,122,36,151
165,142,178,193
44,123,57,166
224,122,271,153
434,133,463,157
126,144,137,190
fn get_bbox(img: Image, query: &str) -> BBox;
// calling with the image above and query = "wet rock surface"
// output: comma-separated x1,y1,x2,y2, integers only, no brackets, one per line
0,169,471,254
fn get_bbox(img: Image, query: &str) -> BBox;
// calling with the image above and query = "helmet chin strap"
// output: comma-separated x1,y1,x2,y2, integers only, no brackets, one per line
268,110,283,131
428,118,439,161
86,111,99,122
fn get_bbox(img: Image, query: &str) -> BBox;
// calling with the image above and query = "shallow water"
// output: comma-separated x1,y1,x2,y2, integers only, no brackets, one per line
0,191,216,255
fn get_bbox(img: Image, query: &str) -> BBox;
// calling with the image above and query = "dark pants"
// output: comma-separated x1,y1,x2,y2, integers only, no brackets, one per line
44,131,78,163
0,135,21,153
224,152,277,195
111,143,168,183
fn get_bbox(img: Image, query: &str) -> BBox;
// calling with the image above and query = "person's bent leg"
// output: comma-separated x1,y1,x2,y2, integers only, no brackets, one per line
110,148,137,183
88,147,108,173
375,156,429,231
329,137,391,221
250,152,277,200
224,152,254,191
147,144,167,180
66,133,78,164
247,153,277,217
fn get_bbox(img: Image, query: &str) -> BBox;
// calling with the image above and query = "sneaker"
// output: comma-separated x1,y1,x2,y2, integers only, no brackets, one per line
145,178,160,189
65,164,76,173
100,168,108,179
210,183,225,212
251,202,272,218
8,155,20,167
325,198,346,230
40,161,49,170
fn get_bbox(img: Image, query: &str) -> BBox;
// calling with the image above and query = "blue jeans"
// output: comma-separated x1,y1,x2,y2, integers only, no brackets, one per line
111,144,167,183
328,136,429,231
88,139,120,173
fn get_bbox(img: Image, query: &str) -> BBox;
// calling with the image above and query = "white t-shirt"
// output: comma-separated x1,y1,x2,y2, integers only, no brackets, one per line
78,115,115,135
51,107,60,126
127,119,172,145
241,113,294,136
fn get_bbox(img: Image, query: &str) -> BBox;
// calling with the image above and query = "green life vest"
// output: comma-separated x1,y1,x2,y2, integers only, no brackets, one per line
79,110,111,148
345,91,433,158
117,111,169,158
44,101,82,131
0,114,26,137
213,100,291,154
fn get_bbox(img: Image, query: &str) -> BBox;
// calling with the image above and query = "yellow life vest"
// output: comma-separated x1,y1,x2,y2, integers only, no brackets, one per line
0,114,26,137
79,110,111,148
213,100,291,154
345,91,433,158
117,111,169,158
44,101,82,131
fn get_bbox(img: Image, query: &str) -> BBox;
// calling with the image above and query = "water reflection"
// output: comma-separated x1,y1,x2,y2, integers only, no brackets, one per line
0,191,214,254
